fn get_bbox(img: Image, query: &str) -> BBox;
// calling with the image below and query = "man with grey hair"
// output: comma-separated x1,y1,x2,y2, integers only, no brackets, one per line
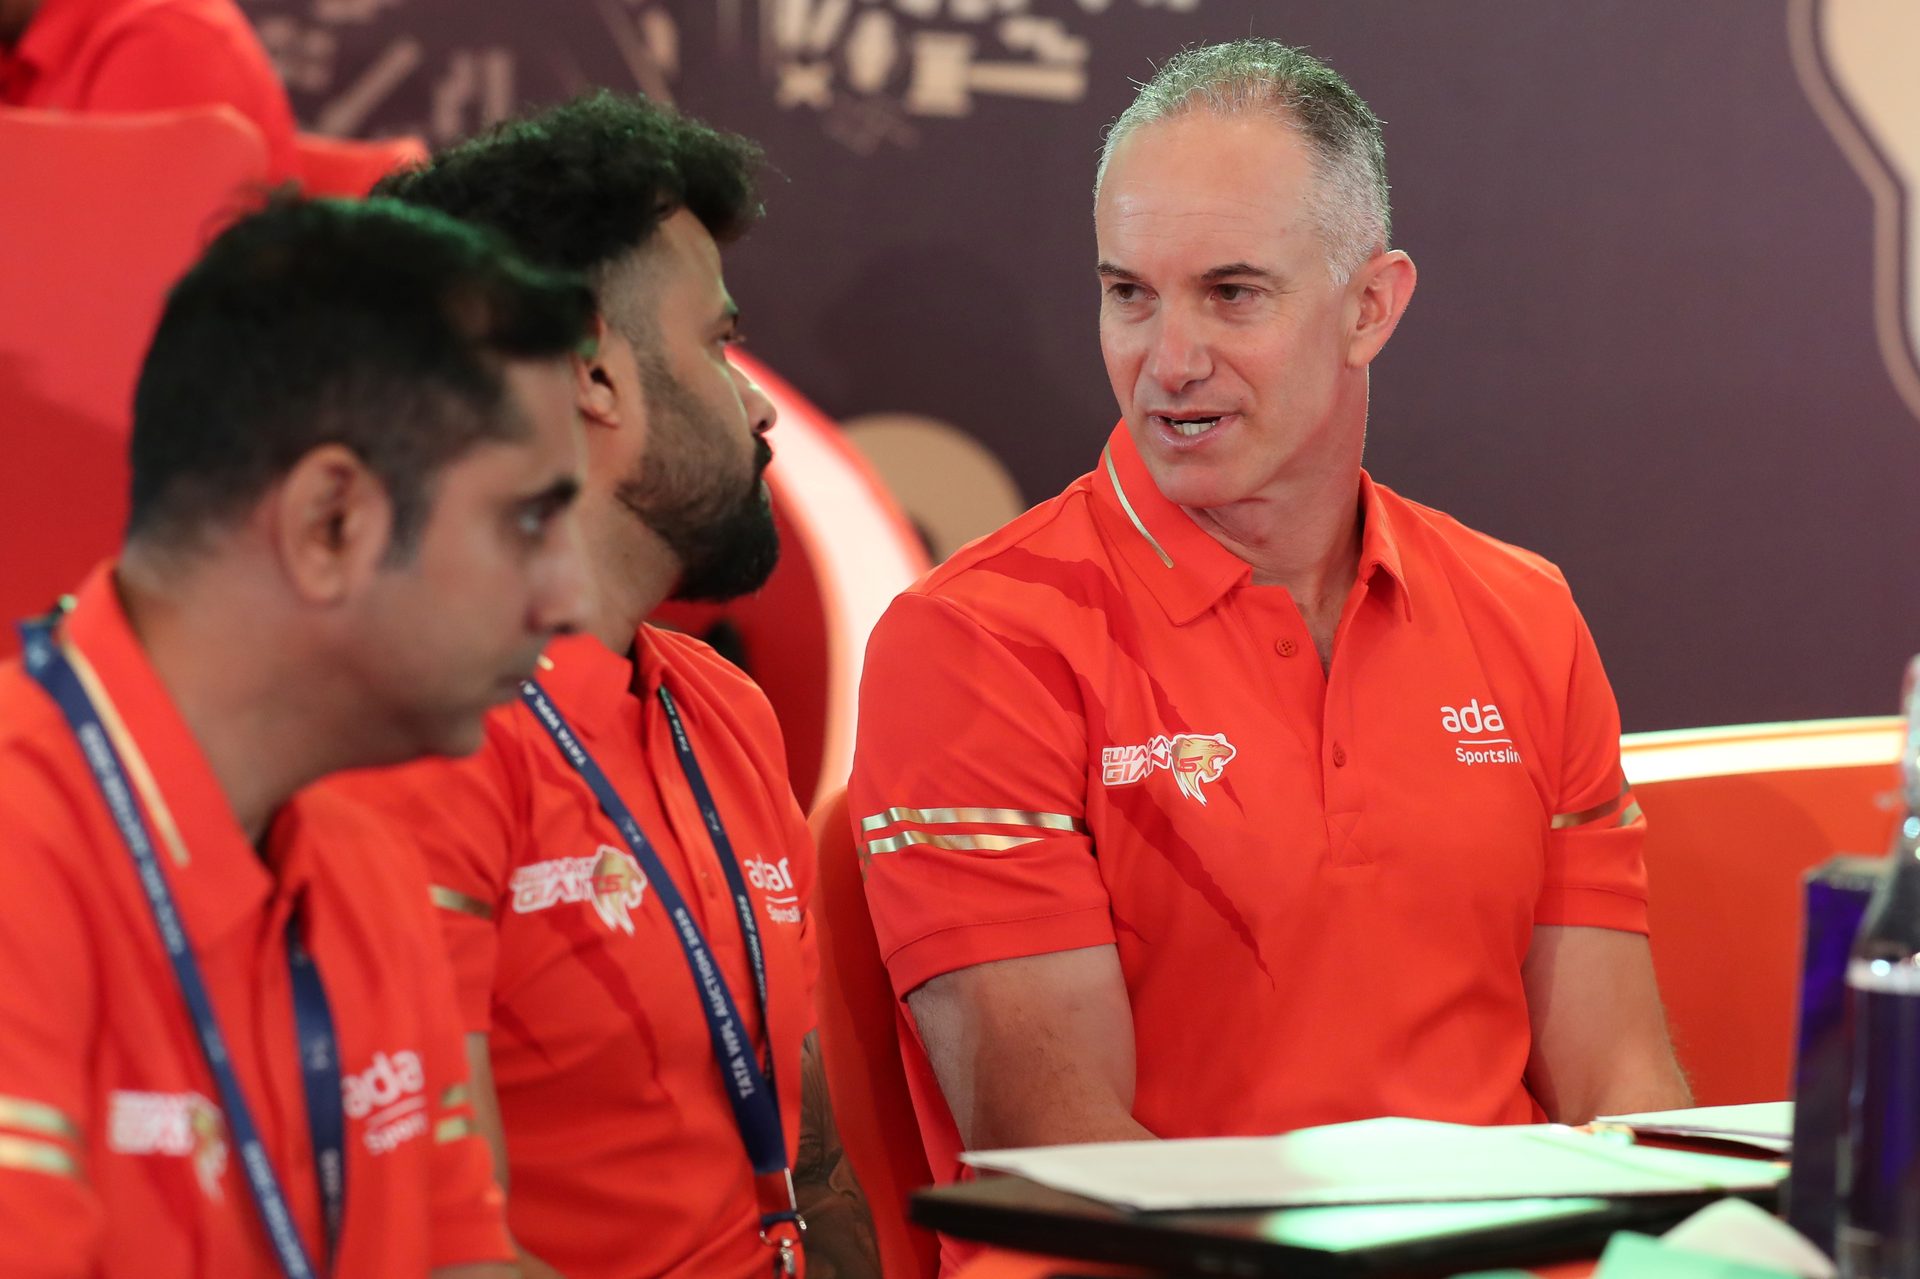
850,37,1690,1268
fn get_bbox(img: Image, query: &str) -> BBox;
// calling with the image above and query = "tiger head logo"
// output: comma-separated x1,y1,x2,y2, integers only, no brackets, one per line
1168,733,1237,806
588,846,648,935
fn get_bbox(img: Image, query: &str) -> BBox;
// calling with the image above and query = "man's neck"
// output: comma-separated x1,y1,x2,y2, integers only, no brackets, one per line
116,557,325,846
583,513,681,654
1185,462,1366,665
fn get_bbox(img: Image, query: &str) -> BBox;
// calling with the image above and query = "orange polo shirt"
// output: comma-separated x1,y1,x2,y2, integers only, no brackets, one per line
0,565,510,1279
0,0,298,182
329,627,820,1279
852,425,1648,1193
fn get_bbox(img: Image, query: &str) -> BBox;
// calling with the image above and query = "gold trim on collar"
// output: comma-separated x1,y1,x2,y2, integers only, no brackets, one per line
1551,781,1633,831
430,885,494,920
866,831,1041,858
1104,446,1174,570
61,639,190,867
0,1134,79,1179
0,1095,79,1142
858,806,1084,834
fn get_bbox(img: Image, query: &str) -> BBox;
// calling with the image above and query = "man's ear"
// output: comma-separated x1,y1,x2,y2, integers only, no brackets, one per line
575,313,620,431
1344,248,1417,370
266,444,394,604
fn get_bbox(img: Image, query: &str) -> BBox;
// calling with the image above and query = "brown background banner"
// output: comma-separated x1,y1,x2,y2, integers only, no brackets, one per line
237,0,1920,733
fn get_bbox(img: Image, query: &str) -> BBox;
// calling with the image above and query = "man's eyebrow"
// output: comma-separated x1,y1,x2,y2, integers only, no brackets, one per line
1201,262,1280,283
1096,261,1142,281
518,474,581,516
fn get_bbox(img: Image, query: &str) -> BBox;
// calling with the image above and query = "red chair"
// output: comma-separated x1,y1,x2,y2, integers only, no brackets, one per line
0,105,270,653
654,352,929,808
808,787,940,1279
1628,718,1902,1104
293,131,428,197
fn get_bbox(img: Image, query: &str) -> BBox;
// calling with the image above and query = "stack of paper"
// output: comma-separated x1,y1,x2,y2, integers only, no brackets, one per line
960,1117,1785,1213
1596,1103,1793,1155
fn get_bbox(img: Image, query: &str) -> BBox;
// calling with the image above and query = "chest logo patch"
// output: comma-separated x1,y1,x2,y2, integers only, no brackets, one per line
344,1049,429,1155
510,845,650,934
1441,698,1523,766
1101,732,1238,806
107,1090,227,1200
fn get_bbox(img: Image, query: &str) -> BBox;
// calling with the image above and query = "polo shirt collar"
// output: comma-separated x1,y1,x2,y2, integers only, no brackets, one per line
533,629,657,744
1,0,129,95
1090,424,1413,624
57,562,279,947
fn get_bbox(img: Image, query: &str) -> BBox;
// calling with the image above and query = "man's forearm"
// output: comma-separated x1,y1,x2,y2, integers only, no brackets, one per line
795,1029,881,1279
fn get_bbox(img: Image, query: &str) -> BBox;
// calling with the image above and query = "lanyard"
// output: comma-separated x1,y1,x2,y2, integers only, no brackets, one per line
517,677,803,1265
19,615,345,1278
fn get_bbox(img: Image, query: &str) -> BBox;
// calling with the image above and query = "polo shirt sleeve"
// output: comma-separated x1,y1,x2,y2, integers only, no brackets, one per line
0,800,104,1278
74,12,300,182
345,729,525,1036
398,852,514,1268
1535,605,1649,934
851,592,1112,999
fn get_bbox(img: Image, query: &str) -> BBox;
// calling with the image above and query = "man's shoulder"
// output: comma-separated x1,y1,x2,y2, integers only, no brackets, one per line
895,469,1114,625
1378,482,1577,614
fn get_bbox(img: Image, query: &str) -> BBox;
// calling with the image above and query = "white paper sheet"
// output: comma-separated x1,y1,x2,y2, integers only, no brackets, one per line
1597,1102,1794,1154
959,1117,1786,1213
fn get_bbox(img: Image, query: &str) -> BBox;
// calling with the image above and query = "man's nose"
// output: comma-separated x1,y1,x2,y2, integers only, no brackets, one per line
1144,305,1213,394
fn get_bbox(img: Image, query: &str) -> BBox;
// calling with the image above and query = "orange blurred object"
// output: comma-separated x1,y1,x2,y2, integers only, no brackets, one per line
1627,717,1901,1104
293,131,427,197
809,787,941,1279
0,104,268,651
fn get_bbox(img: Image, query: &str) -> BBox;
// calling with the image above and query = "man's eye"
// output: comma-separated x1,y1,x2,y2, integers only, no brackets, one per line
515,507,550,539
1106,283,1142,303
1215,284,1252,302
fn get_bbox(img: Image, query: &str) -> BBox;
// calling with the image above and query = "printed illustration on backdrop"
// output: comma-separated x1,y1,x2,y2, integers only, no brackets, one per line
722,0,1203,153
1793,0,1920,426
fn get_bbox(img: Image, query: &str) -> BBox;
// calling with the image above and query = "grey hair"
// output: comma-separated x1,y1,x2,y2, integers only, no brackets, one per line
1095,39,1391,284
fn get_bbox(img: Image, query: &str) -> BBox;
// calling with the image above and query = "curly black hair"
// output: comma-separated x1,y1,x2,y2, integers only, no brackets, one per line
374,90,764,290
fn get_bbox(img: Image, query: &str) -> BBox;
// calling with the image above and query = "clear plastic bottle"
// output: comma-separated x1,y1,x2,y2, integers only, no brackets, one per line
1841,656,1920,1279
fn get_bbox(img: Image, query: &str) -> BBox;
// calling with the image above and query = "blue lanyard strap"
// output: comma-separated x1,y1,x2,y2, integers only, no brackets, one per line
517,678,797,1233
19,615,344,1278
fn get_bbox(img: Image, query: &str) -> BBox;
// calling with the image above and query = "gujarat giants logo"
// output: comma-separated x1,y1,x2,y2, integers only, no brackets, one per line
107,1091,228,1201
1793,0,1920,424
509,845,650,935
1101,732,1237,806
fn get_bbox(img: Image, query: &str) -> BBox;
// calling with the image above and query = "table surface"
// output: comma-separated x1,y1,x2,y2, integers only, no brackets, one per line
950,1249,1600,1278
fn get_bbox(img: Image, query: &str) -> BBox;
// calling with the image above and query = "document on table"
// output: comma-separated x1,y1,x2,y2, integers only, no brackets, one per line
1595,1102,1793,1155
959,1117,1786,1213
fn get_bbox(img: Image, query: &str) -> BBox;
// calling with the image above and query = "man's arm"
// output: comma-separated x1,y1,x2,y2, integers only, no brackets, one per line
906,946,1150,1151
793,1030,880,1278
461,1034,568,1279
1522,925,1691,1122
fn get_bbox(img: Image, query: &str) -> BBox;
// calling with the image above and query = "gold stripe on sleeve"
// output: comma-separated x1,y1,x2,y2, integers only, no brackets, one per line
1616,801,1645,828
434,1116,475,1144
0,1095,78,1142
858,806,1084,834
1550,781,1632,831
865,831,1042,858
0,1134,79,1179
430,885,494,920
440,1083,470,1110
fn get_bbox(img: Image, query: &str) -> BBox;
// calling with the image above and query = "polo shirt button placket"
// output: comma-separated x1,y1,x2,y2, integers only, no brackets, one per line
1331,743,1348,768
1275,637,1298,658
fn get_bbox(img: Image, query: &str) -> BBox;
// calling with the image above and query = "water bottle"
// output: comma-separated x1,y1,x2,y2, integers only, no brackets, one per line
1840,656,1920,1278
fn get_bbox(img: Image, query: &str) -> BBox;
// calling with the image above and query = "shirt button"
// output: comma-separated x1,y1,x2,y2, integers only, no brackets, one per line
1331,743,1348,768
1276,638,1297,657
